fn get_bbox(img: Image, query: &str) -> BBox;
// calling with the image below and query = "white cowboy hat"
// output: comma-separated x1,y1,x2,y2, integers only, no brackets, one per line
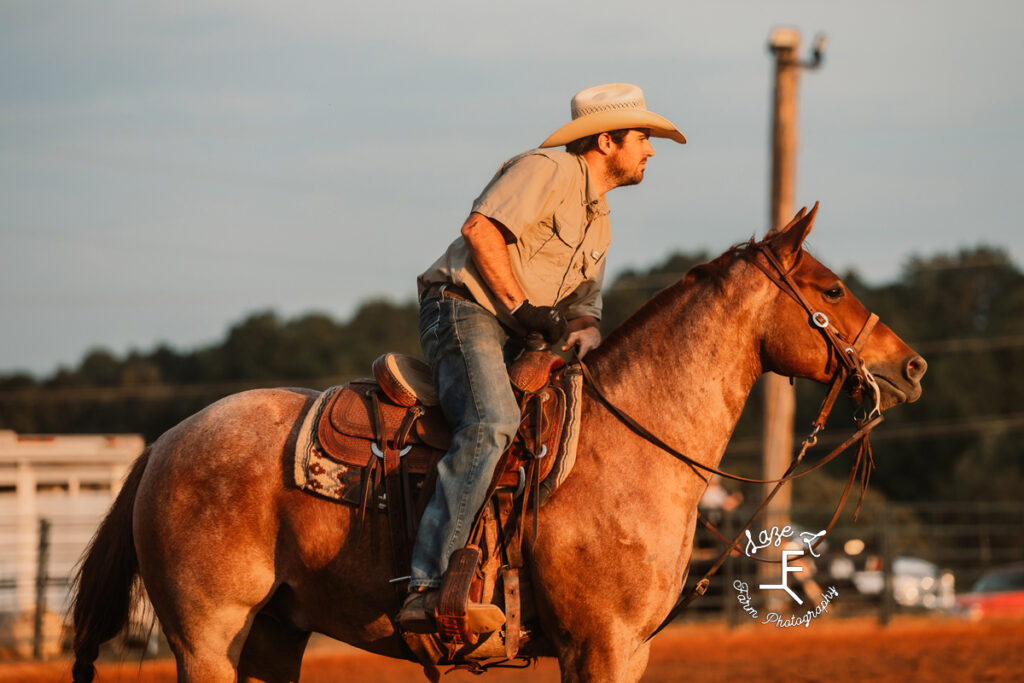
539,83,686,148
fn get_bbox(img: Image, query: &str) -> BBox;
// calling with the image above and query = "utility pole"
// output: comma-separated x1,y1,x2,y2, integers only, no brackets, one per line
761,26,824,608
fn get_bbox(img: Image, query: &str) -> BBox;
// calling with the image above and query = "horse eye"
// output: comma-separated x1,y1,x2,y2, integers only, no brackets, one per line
823,285,844,302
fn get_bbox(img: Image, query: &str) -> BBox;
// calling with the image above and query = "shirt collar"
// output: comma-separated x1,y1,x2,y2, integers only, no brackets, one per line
579,156,610,219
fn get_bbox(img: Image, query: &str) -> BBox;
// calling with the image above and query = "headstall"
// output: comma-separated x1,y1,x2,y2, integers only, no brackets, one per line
575,243,888,641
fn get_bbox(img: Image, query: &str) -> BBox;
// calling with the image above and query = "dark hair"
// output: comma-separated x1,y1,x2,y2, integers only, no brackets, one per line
565,128,631,155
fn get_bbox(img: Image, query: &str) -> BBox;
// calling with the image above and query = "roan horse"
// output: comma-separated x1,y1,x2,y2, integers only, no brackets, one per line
71,206,925,682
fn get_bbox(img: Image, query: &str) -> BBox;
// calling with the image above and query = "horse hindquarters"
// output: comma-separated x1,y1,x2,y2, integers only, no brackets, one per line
70,447,151,683
133,390,311,682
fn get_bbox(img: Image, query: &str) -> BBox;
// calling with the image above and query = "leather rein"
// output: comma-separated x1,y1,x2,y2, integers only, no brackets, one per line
575,243,887,641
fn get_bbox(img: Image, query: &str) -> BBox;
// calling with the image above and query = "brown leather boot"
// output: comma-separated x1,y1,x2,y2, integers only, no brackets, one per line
397,590,439,633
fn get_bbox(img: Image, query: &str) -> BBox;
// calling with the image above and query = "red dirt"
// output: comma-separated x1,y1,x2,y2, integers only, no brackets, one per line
4,617,1022,682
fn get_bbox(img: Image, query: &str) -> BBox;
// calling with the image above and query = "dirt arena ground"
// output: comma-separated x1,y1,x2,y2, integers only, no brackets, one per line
3,617,1021,682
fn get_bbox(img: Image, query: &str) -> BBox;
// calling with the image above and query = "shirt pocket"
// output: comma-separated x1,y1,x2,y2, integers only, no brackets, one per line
520,219,570,264
551,201,585,248
582,246,606,279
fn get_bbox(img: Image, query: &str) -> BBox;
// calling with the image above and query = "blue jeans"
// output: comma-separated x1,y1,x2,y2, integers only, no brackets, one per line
409,295,521,589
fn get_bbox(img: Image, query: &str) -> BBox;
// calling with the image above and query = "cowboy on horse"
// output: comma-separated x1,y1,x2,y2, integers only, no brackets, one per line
68,82,926,683
400,83,687,631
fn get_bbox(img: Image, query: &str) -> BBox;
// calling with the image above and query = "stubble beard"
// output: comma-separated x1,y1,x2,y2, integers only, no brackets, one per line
607,155,644,188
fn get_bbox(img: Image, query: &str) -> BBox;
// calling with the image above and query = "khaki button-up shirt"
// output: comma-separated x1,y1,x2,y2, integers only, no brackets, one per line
417,149,610,332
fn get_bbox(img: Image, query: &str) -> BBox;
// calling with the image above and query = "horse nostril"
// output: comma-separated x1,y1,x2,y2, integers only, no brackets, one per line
905,355,927,382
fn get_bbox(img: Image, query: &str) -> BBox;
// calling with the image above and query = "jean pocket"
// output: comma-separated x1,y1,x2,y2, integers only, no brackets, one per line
418,298,443,350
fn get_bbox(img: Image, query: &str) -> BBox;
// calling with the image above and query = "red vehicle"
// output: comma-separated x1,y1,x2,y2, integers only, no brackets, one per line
955,564,1024,620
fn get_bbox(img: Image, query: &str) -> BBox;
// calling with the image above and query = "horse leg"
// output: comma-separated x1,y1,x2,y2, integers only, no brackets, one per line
623,641,652,682
237,611,311,683
138,490,279,683
135,446,281,679
153,595,268,683
556,634,651,683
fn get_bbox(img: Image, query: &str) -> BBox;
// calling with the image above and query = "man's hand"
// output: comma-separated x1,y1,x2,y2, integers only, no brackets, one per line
513,301,568,345
562,318,601,359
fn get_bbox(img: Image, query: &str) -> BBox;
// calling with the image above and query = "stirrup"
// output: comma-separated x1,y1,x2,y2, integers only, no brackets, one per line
435,546,506,645
397,589,504,638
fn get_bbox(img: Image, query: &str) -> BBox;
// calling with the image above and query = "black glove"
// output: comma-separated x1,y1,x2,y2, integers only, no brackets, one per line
513,301,568,345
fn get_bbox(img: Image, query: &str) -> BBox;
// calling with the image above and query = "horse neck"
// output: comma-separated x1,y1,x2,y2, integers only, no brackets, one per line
588,260,773,467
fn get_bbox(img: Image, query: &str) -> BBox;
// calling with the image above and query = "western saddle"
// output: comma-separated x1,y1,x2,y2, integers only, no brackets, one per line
303,344,578,672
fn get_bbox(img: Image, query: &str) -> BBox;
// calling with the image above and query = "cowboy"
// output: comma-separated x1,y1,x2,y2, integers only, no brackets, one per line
399,83,686,631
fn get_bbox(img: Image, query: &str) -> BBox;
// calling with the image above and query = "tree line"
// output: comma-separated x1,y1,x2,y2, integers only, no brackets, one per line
2,246,1021,506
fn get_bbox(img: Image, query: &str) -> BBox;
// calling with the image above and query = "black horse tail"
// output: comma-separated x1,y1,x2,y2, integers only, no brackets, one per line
69,445,151,683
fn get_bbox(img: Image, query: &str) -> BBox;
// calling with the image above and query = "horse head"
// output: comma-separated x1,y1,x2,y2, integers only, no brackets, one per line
758,203,926,411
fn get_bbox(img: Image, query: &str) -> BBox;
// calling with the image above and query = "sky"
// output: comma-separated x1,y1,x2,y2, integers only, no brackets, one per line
2,1,1022,376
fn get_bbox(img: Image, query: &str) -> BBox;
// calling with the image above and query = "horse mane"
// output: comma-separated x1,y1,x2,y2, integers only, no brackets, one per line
599,236,762,350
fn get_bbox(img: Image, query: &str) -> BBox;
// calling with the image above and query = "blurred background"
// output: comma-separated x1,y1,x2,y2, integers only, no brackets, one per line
1,0,1022,664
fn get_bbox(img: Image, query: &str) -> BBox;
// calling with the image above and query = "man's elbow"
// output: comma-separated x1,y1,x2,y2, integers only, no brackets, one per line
460,214,482,240
462,213,513,245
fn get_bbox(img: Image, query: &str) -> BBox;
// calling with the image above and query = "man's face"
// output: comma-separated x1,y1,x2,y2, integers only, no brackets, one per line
607,129,655,187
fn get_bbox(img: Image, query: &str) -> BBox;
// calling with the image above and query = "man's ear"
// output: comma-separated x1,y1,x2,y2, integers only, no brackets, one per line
596,131,615,154
769,201,818,269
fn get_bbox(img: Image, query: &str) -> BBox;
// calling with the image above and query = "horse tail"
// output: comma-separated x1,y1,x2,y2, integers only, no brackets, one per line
70,445,151,683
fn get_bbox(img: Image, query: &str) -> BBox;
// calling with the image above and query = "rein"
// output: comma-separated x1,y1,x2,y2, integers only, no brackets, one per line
575,243,888,642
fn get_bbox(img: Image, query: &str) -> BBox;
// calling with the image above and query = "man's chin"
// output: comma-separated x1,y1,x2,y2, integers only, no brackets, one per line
620,172,644,187
608,166,644,188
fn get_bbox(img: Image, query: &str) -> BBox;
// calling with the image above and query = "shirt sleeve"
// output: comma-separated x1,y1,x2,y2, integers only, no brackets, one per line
562,256,606,321
471,154,565,239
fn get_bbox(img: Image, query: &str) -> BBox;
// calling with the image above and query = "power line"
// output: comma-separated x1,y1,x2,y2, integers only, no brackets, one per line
2,373,1022,449
724,413,1024,456
607,278,1024,353
3,325,1024,404
909,335,1024,354
0,377,346,403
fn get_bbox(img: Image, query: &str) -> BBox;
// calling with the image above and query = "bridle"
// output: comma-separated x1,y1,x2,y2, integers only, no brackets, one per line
575,242,888,640
750,244,883,432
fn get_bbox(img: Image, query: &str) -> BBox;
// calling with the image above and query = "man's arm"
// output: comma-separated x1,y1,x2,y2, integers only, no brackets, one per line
460,212,525,311
461,211,568,345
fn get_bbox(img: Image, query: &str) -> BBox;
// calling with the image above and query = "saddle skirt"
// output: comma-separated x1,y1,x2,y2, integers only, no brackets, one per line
293,355,583,511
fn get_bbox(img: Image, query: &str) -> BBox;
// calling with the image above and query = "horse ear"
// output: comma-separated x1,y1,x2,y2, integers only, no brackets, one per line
768,206,807,236
770,202,819,266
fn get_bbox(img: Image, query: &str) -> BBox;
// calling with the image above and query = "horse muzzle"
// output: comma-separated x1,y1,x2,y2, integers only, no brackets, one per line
870,353,927,409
